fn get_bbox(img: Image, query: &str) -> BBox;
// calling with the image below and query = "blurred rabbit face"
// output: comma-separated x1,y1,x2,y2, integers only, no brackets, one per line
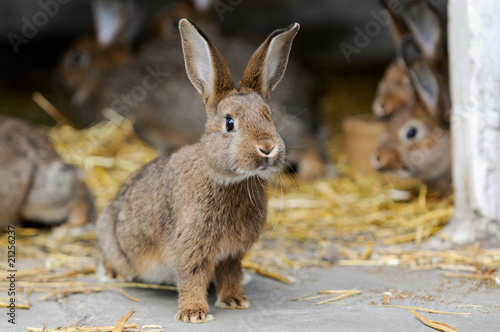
151,2,219,41
372,104,450,182
56,37,130,107
372,60,416,119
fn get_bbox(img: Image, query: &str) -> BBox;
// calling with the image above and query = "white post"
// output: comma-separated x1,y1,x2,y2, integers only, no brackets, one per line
447,0,500,245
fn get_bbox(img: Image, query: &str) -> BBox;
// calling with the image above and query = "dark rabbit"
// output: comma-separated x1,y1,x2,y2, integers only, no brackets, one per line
0,116,94,229
97,19,297,323
56,0,327,181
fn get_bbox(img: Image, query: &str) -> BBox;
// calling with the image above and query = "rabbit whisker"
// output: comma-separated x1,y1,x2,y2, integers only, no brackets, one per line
284,158,308,178
269,173,281,201
283,159,303,193
267,170,285,238
251,177,258,209
256,175,267,188
276,108,309,134
246,179,256,209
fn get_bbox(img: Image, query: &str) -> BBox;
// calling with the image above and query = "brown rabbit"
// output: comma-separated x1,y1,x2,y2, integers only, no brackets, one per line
96,19,297,323
56,0,327,181
372,35,451,194
373,0,446,119
0,116,95,229
372,58,416,119
372,104,451,193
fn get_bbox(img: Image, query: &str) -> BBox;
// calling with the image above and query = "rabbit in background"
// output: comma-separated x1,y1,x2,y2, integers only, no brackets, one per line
97,19,297,323
148,1,219,41
56,0,329,181
373,0,448,120
372,58,416,119
372,0,451,194
0,116,95,230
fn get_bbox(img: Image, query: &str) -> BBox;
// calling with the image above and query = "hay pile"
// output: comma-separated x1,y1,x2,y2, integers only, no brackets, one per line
46,108,158,212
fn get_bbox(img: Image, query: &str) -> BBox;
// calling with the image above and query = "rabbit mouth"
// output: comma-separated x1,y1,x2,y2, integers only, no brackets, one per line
235,159,283,180
258,154,285,172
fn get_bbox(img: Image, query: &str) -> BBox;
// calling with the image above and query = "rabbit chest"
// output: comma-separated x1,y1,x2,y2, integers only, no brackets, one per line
169,174,268,263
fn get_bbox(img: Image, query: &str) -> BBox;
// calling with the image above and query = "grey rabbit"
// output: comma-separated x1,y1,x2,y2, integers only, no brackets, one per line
0,116,95,229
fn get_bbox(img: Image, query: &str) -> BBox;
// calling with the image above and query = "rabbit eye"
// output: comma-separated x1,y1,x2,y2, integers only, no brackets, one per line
406,127,418,139
68,52,89,68
225,116,234,132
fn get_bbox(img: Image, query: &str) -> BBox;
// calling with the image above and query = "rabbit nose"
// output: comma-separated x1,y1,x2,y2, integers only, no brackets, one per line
373,101,388,119
257,144,276,157
371,152,382,170
258,146,274,156
372,147,399,171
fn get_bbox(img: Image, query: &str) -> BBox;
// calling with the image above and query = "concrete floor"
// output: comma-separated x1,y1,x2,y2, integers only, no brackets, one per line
3,265,499,332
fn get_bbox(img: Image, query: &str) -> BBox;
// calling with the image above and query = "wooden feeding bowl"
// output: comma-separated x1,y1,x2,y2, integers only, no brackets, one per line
342,114,386,174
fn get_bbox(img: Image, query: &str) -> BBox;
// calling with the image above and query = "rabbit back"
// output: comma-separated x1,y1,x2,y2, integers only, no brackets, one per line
0,116,95,227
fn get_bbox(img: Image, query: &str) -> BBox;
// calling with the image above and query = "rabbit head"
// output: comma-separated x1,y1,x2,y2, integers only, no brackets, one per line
179,18,298,183
150,1,219,41
374,0,447,119
372,34,451,193
380,0,446,64
400,0,447,67
401,34,450,125
372,103,450,185
373,58,416,119
56,0,143,125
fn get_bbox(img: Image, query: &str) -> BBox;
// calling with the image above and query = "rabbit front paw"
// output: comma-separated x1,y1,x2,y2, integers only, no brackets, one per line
216,293,250,309
175,307,212,324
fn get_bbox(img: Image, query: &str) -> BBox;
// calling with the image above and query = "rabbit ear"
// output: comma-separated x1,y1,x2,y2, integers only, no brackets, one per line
379,0,410,50
179,18,234,110
402,0,444,62
92,0,144,47
401,35,441,120
239,23,300,100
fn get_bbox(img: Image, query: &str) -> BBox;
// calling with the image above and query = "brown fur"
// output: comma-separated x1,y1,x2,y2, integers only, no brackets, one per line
372,1,451,194
96,19,298,323
372,104,451,194
373,0,447,119
148,2,219,42
372,59,416,118
0,116,95,229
